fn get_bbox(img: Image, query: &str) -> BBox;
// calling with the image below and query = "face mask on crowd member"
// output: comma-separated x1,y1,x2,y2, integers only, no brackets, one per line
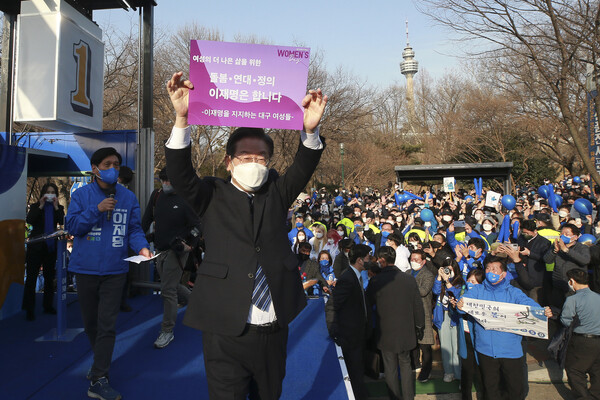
485,259,507,285
409,252,426,270
482,218,494,232
466,270,483,291
161,181,175,194
560,224,580,246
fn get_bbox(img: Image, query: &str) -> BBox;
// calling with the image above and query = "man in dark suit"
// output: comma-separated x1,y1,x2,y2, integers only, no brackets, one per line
331,244,373,400
366,246,425,400
164,71,328,400
514,219,551,303
333,238,353,279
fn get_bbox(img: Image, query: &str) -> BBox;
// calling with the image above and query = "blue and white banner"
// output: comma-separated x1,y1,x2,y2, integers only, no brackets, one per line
462,298,548,339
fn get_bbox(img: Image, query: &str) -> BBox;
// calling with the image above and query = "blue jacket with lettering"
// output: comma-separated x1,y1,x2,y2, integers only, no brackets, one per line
460,277,541,359
66,181,148,275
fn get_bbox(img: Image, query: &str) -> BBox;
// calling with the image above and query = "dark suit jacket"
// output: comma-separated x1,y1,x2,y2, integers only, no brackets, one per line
516,234,551,289
333,252,349,279
332,267,368,347
366,266,424,352
165,140,324,336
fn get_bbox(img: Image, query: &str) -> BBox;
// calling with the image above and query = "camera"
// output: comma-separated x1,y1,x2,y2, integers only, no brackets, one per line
169,237,189,254
443,267,451,275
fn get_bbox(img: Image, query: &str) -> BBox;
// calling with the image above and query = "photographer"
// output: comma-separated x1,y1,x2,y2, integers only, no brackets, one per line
142,167,201,349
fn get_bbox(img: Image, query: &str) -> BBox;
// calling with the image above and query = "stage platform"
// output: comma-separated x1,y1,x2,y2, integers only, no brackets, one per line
0,295,349,399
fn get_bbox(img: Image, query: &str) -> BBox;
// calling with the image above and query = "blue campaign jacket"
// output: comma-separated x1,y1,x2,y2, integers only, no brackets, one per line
460,277,540,359
66,181,148,275
432,279,463,330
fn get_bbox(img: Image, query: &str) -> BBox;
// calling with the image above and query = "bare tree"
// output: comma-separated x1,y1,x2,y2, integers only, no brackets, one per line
420,0,600,185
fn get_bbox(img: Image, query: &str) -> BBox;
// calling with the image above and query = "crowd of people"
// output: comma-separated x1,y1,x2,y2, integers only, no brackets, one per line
288,179,600,400
20,70,600,400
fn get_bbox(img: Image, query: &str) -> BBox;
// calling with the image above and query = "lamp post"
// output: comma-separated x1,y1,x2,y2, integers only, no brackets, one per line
340,143,345,189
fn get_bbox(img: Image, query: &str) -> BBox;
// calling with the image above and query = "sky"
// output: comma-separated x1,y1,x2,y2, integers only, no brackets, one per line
94,0,462,88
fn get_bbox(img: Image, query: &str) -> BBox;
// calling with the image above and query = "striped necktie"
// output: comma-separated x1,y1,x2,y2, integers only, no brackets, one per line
252,265,271,311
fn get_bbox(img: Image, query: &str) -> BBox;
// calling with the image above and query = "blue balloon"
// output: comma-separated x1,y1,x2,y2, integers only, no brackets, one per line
501,195,516,211
573,176,582,184
334,195,344,206
420,208,434,222
578,234,597,245
574,198,593,215
553,194,563,207
537,186,549,199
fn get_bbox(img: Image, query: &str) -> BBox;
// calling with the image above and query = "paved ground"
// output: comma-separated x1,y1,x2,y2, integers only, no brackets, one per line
368,337,579,399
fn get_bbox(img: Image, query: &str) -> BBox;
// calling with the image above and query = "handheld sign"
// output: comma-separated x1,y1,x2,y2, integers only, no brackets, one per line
189,40,310,130
443,177,455,193
485,191,501,208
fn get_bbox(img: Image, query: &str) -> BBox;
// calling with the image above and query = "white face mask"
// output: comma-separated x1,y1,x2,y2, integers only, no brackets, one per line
559,211,568,218
327,238,334,245
231,162,268,192
482,223,493,231
162,183,175,193
315,232,324,239
410,261,422,270
385,240,393,247
45,193,56,202
297,234,306,241
442,215,452,222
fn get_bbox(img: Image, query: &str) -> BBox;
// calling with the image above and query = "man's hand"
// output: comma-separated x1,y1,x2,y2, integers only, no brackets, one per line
98,197,117,213
544,306,553,318
557,237,568,252
457,298,464,310
520,247,531,257
139,248,152,258
302,88,328,133
167,71,194,128
415,326,425,341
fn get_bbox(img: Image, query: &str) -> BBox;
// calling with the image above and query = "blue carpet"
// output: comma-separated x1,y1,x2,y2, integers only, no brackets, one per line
0,295,348,400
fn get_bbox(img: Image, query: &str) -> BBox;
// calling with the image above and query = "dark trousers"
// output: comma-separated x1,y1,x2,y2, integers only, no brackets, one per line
411,343,433,379
341,343,368,400
461,332,484,400
565,335,600,400
202,325,289,400
382,350,414,400
477,352,524,400
76,273,126,381
23,245,56,313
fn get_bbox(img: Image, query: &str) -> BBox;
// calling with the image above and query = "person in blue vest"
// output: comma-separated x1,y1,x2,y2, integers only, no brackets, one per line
66,147,150,400
457,256,553,400
288,212,314,245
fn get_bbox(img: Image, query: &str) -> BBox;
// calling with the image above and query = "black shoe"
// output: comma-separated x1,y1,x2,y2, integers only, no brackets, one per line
417,373,430,383
120,304,132,312
26,311,35,321
43,307,57,315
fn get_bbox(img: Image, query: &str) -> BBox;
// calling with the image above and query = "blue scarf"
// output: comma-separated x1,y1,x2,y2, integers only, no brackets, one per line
44,205,55,252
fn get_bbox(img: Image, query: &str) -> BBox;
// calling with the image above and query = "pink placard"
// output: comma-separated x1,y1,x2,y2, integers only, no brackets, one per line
188,40,310,130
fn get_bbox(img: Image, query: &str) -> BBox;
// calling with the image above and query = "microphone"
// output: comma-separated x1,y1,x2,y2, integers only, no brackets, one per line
107,193,115,221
